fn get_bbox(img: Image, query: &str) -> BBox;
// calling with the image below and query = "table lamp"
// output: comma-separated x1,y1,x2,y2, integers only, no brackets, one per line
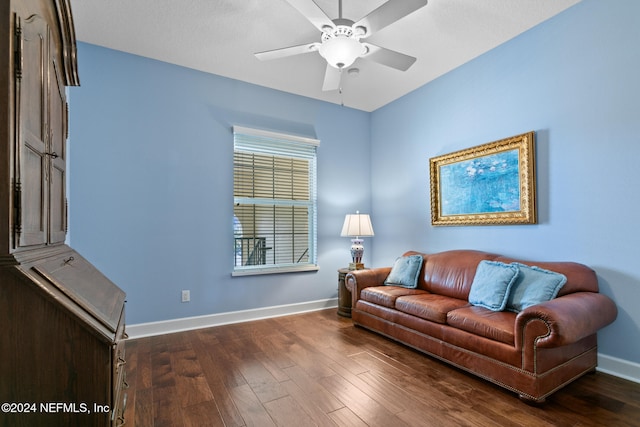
341,211,374,270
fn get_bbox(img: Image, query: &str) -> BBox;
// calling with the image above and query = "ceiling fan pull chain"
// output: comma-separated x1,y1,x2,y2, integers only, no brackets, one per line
339,68,344,106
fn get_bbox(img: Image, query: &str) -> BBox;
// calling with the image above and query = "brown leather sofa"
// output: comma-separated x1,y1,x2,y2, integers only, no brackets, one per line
346,250,618,402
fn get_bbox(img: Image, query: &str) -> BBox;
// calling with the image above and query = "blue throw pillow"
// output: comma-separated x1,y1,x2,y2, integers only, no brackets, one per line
384,255,424,289
506,263,567,312
468,260,520,311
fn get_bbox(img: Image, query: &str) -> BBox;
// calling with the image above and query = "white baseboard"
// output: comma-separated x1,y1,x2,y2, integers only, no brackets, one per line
127,300,639,385
126,298,339,339
597,353,640,384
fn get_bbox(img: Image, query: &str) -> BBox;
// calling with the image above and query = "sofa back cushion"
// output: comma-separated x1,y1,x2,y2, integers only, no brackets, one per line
403,250,500,300
402,250,598,301
494,256,598,296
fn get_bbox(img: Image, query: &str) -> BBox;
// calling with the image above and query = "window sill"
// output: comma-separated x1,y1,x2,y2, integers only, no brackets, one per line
232,265,319,277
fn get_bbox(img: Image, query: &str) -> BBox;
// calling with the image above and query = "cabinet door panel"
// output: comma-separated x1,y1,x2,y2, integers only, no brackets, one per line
21,16,47,144
50,163,66,242
20,141,47,246
49,55,67,243
17,14,49,248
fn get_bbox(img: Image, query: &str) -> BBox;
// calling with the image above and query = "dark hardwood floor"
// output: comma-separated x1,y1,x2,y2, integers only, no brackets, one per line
123,309,640,426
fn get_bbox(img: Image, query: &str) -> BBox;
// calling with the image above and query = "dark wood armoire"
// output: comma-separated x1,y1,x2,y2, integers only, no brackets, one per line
0,1,127,426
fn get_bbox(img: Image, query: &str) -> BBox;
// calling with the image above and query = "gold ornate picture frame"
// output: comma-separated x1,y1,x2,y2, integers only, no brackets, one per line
430,131,537,226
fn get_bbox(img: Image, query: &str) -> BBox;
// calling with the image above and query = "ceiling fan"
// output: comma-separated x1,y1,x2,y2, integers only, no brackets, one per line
255,0,429,91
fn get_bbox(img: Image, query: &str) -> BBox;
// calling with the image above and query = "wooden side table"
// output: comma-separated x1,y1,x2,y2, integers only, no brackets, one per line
337,268,352,317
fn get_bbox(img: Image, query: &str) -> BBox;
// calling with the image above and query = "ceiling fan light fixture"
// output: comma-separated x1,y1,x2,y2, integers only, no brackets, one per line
319,35,365,69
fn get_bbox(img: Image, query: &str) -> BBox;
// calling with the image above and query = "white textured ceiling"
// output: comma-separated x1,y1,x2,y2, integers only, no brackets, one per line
70,0,581,112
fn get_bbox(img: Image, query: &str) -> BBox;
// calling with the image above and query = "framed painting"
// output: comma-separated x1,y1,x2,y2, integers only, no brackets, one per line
429,131,537,226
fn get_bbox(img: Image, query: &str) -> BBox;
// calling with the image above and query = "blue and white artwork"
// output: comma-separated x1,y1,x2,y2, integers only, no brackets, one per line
439,149,520,216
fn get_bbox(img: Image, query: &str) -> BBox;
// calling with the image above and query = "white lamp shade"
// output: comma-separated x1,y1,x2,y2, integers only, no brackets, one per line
319,36,366,69
341,213,374,237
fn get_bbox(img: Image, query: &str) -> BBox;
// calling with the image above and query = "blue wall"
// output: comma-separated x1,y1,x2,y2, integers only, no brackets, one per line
371,0,639,364
69,0,639,366
68,45,371,325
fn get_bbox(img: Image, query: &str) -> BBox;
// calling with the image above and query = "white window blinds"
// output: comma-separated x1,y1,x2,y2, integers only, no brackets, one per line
233,126,319,275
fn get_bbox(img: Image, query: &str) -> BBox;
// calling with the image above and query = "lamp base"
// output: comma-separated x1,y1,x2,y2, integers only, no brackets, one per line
349,238,365,271
348,262,365,270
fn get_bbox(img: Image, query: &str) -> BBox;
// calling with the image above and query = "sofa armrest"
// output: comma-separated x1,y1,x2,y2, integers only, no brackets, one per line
346,267,392,305
515,292,617,349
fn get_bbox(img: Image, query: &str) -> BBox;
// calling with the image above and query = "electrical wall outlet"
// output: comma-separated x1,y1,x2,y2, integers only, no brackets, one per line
181,290,190,303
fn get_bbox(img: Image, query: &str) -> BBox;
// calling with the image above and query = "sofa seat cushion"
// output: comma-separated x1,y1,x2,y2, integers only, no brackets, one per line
360,286,427,308
447,306,516,345
395,294,470,324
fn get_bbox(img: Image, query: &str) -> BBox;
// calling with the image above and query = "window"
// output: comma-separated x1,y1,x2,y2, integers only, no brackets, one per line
233,126,319,275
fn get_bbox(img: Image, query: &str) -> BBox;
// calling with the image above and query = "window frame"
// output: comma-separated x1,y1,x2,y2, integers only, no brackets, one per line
232,126,319,276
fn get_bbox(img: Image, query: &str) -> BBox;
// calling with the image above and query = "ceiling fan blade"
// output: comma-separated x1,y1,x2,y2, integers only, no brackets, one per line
361,43,416,71
322,64,341,91
354,0,428,37
255,42,319,61
284,0,335,32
